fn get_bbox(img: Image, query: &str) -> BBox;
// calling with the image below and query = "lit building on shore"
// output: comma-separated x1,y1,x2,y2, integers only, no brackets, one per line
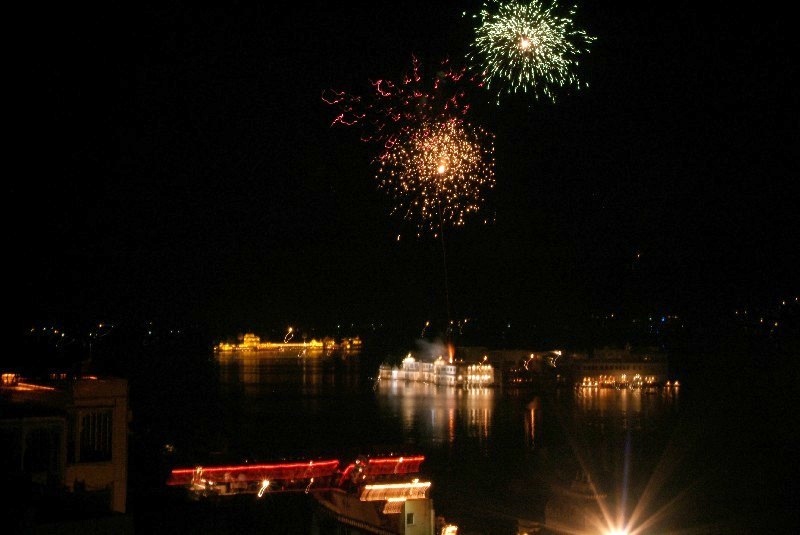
214,332,362,353
563,347,671,388
378,354,495,387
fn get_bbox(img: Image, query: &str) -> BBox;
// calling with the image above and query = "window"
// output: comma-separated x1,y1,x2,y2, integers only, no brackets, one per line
406,512,415,525
78,409,113,462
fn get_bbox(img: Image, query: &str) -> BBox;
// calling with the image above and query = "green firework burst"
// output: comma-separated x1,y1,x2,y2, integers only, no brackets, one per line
468,0,595,103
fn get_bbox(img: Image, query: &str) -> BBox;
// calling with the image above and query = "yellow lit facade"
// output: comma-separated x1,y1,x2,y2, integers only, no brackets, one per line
378,355,495,387
214,333,362,353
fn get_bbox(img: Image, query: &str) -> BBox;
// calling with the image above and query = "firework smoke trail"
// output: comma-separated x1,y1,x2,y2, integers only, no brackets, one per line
467,0,595,103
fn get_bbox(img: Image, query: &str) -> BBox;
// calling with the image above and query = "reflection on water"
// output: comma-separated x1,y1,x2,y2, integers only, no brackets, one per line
217,351,362,396
525,397,541,450
374,379,494,450
201,352,372,462
571,386,681,432
162,350,764,532
545,387,688,534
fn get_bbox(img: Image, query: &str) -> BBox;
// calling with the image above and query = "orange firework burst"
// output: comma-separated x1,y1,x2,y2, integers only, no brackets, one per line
376,118,495,237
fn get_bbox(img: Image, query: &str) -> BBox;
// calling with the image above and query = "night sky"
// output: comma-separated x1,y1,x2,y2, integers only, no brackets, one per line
12,2,797,338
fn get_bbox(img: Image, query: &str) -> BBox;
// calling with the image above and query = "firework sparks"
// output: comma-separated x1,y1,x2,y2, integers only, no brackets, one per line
324,56,495,237
323,56,483,146
467,0,595,103
375,118,495,237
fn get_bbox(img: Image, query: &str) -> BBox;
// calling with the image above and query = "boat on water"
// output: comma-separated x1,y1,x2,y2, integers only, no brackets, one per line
165,452,457,535
166,457,341,497
312,453,456,535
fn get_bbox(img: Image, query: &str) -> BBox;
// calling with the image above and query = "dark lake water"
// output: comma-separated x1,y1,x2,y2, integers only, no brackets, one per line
127,347,795,534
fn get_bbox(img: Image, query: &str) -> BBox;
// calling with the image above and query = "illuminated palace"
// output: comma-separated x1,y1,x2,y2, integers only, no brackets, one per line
215,332,362,353
378,354,495,387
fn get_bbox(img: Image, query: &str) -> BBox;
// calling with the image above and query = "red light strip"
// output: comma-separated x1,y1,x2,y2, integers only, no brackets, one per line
361,456,425,476
366,455,425,465
167,460,341,486
166,456,426,487
170,459,339,476
337,463,356,486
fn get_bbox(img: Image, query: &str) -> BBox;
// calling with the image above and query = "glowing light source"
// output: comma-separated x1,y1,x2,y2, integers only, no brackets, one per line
2,373,19,385
166,459,340,486
359,480,432,501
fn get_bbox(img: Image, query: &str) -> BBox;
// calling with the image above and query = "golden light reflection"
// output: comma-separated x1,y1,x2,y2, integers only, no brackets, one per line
526,397,540,448
375,378,493,448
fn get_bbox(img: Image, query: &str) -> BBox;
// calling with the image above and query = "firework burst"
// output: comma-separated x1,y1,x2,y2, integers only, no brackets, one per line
467,0,595,103
375,118,495,237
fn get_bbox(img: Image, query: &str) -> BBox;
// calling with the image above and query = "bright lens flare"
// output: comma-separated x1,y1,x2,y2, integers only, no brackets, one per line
467,0,595,103
376,118,495,237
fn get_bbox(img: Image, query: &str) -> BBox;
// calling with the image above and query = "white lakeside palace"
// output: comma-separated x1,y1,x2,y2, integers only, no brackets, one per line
378,353,495,387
